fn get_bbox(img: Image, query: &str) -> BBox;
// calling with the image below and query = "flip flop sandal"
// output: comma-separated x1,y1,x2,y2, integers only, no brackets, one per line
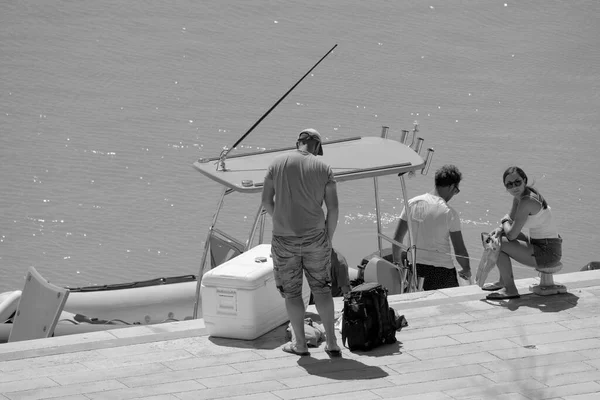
324,346,342,357
486,292,520,300
282,343,310,356
482,283,504,291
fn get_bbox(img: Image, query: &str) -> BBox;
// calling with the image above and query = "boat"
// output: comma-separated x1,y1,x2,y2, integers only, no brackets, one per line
0,122,436,342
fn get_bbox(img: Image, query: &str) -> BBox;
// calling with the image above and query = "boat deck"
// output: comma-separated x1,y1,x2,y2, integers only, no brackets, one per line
2,270,600,400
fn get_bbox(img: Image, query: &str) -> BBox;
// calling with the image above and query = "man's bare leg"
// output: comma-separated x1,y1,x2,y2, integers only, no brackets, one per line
312,292,340,351
285,296,308,352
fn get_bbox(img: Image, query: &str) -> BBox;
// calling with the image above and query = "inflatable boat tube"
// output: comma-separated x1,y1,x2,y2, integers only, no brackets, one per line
0,291,21,323
63,275,199,325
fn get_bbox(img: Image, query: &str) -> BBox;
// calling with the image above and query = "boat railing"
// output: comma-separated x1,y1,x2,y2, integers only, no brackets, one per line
376,232,422,293
193,188,232,318
246,204,268,250
208,231,245,269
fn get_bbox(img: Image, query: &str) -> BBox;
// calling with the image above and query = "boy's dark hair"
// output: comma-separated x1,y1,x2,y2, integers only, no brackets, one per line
434,164,462,187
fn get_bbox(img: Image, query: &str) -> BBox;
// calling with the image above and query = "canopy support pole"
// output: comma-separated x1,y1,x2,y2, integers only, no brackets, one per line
373,176,383,256
192,188,231,319
399,173,420,292
246,205,267,250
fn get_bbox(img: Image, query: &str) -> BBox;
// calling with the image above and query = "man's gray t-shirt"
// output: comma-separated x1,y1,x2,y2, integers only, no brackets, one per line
265,149,335,237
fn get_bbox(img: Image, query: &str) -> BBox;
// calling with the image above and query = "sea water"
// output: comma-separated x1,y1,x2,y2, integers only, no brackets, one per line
2,0,599,293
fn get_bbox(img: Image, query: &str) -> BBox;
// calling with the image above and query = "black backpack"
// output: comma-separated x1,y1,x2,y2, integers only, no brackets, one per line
341,282,397,351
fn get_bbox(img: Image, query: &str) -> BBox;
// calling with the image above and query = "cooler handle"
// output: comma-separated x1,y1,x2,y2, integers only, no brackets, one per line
216,288,238,315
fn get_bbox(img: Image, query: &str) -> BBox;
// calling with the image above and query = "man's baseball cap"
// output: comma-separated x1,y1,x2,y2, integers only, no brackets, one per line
298,128,323,155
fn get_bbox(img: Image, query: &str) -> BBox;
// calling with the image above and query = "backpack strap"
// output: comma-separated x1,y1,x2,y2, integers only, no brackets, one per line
341,294,349,349
373,286,385,343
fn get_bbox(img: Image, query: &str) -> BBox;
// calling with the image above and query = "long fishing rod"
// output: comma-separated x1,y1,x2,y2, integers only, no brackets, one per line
217,44,338,170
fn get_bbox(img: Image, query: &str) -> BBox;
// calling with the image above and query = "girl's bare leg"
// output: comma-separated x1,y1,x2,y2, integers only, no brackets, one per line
495,238,537,296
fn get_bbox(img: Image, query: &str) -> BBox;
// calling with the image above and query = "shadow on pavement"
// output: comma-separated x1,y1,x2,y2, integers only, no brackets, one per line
481,292,579,312
297,355,389,380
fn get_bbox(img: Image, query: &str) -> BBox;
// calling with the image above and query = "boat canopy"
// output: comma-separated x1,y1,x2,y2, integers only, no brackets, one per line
193,136,426,193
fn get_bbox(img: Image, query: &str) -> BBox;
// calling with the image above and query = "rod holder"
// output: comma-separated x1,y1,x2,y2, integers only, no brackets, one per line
421,148,435,175
414,137,424,154
400,130,410,145
380,126,389,138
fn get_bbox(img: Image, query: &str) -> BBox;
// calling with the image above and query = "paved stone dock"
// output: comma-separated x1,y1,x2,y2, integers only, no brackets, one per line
1,270,600,400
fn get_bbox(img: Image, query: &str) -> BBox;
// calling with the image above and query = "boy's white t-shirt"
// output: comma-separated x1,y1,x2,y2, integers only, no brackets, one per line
400,191,461,269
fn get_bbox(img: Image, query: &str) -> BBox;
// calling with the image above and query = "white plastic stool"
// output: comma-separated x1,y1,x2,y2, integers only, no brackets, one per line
529,262,567,295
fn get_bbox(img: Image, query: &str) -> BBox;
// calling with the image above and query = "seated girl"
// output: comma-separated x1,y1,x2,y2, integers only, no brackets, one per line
484,166,562,300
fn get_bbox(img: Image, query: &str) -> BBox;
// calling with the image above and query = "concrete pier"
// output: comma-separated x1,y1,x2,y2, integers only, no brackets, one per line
1,270,599,400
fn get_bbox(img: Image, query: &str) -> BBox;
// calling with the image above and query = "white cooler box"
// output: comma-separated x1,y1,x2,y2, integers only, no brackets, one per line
201,244,310,340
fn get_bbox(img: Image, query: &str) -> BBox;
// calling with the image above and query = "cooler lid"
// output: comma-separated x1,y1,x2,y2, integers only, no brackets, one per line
201,244,275,290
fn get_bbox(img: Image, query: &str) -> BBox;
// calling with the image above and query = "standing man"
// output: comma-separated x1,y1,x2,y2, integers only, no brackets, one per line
262,128,341,356
392,164,471,290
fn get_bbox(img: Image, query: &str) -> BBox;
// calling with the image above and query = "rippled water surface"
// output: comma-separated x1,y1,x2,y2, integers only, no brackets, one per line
2,0,599,292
